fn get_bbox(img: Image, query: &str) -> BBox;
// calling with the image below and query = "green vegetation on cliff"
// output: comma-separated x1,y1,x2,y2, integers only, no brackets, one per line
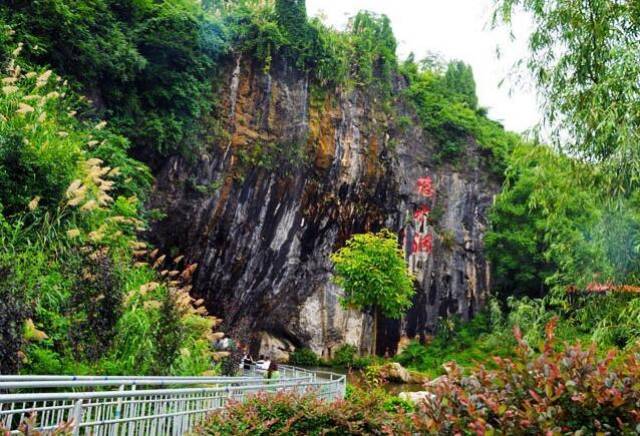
400,56,519,172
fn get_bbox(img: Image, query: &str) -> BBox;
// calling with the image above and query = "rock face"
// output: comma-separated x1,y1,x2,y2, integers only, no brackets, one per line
150,55,499,357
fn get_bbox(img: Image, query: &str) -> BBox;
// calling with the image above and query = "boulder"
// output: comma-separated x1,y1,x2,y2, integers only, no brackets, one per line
384,362,412,383
398,391,435,404
258,332,295,363
379,362,428,384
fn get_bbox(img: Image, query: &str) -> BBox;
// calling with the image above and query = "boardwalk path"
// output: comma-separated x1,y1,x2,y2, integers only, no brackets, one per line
0,365,345,435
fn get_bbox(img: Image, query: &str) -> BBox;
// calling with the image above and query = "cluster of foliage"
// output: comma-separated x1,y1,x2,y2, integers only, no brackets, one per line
400,56,519,172
217,0,397,90
418,320,640,435
288,347,319,367
202,322,640,434
495,0,640,195
395,311,514,378
289,345,374,370
331,230,414,320
197,387,413,435
329,344,373,370
486,140,640,348
486,144,601,300
0,35,224,375
0,0,226,157
485,0,640,364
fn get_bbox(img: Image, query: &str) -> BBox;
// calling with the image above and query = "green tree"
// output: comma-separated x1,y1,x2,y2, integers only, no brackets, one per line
494,0,640,194
1,0,226,157
443,60,478,109
400,56,517,172
275,0,307,42
349,11,397,87
486,143,608,298
330,230,414,355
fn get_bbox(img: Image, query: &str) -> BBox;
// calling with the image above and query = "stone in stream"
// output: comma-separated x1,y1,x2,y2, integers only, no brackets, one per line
398,390,435,404
376,362,428,384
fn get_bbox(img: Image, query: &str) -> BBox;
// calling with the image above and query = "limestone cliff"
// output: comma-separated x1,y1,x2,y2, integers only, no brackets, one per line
150,55,499,358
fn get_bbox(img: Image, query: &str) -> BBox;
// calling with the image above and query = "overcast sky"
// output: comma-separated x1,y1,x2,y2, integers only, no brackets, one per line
306,0,539,134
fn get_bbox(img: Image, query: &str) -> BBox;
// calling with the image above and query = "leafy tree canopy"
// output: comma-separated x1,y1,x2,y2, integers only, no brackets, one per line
444,60,478,110
494,0,640,194
0,0,226,158
330,230,414,319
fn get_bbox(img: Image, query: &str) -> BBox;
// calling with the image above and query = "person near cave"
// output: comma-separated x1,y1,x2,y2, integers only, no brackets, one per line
242,346,254,371
265,361,280,381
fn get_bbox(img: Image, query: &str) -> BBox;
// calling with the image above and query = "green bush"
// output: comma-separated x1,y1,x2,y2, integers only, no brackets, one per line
395,312,513,377
197,388,413,435
330,344,358,367
289,347,319,366
401,57,518,175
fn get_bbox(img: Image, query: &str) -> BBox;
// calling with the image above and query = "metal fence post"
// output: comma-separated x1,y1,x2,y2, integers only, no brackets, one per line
71,399,83,436
113,384,125,435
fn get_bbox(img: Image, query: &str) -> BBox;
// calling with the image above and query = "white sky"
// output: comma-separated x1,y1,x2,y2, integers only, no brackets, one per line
307,0,540,134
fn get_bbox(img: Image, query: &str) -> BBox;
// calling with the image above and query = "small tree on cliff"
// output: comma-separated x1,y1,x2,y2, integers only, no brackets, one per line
330,230,415,355
275,0,309,51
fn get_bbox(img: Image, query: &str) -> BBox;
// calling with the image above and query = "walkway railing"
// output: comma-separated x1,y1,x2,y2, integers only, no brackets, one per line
0,365,346,435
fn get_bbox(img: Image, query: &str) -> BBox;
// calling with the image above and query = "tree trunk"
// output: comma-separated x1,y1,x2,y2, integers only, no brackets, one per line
372,309,378,356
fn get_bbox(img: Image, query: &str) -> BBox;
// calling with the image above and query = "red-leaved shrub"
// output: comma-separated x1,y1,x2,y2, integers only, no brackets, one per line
415,318,640,435
196,389,414,435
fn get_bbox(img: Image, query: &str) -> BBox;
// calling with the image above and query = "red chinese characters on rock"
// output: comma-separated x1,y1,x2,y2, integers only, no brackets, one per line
411,176,435,256
413,205,431,222
412,233,433,254
416,177,435,199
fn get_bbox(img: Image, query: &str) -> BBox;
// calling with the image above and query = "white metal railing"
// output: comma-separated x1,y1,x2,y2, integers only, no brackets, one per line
0,365,346,435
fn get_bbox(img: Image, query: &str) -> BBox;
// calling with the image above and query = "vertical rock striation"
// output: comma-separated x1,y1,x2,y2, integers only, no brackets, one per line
150,55,499,358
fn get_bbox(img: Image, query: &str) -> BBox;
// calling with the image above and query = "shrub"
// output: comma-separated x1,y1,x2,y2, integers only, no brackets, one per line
415,319,640,434
289,348,319,366
395,340,428,369
0,264,28,374
330,344,357,367
328,344,373,370
197,389,413,435
395,312,511,377
0,38,223,376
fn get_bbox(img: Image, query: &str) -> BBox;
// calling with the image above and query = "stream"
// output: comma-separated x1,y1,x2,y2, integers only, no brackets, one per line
304,366,425,395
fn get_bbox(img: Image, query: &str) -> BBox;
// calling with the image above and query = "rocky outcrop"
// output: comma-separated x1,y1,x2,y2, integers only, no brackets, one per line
149,54,499,357
376,362,428,384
